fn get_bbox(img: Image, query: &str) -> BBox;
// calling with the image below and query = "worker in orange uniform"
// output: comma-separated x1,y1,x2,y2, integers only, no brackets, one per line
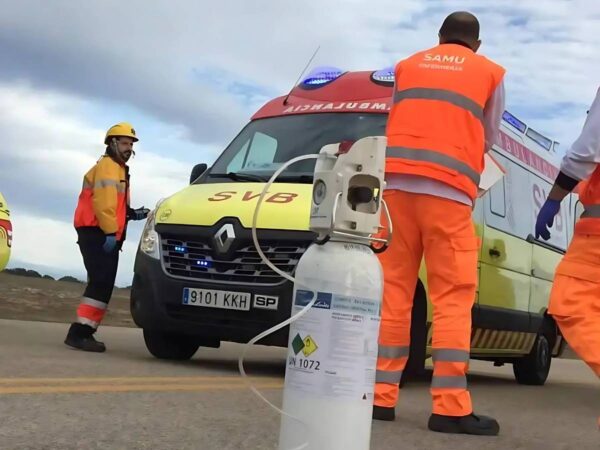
64,123,149,352
373,11,504,435
535,88,600,426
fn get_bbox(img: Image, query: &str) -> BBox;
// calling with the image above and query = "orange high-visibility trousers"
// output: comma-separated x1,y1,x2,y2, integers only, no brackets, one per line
548,233,600,377
375,190,480,416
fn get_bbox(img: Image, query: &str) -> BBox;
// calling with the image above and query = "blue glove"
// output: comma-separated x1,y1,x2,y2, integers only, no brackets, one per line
103,234,117,253
535,199,561,241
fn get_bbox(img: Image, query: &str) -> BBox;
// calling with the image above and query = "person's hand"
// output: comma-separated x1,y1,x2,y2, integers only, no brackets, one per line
103,234,117,253
128,207,150,221
535,199,561,240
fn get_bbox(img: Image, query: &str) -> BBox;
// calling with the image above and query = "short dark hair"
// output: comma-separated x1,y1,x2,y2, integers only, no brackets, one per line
439,11,480,43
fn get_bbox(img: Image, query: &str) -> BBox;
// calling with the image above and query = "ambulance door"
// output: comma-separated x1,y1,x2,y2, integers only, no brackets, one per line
478,152,533,348
528,175,568,330
471,190,485,326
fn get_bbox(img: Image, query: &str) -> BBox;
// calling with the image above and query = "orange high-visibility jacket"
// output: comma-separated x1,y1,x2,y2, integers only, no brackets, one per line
386,43,505,200
74,155,130,240
574,167,600,235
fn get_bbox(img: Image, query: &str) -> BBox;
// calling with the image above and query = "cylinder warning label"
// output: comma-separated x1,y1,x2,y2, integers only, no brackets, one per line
284,289,380,401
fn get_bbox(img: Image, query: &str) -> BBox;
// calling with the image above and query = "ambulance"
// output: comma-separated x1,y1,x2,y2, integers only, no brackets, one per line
0,192,12,271
131,66,576,385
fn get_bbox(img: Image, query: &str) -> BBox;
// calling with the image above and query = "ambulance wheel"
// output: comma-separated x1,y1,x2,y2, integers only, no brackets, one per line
513,334,551,385
143,329,200,360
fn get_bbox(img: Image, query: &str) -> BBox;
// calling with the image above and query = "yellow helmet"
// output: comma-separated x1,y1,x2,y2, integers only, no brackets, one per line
104,122,139,144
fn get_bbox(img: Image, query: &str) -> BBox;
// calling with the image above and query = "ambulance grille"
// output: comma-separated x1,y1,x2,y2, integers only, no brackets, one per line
160,238,310,285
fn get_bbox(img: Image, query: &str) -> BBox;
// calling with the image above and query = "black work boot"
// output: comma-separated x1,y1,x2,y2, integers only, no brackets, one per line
64,323,106,353
428,413,500,436
372,405,395,421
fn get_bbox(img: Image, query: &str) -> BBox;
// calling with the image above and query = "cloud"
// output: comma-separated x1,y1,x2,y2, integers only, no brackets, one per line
3,0,598,150
0,82,190,219
0,0,426,147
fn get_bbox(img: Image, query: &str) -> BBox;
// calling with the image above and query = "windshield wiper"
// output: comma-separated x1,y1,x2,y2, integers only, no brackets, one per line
208,172,313,184
208,172,268,182
275,174,314,184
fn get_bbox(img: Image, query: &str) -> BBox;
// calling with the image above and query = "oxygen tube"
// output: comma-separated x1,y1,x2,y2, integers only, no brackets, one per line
238,153,327,450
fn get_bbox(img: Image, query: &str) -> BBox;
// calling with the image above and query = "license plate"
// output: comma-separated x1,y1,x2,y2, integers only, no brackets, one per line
182,288,251,311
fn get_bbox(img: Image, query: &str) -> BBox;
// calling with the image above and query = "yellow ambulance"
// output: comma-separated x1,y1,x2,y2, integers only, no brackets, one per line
131,67,574,385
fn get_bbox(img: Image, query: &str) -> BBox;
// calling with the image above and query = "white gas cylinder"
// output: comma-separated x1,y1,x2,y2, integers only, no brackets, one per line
278,239,383,450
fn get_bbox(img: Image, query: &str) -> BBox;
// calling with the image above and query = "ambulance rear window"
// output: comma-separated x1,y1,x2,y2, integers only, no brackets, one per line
206,113,387,183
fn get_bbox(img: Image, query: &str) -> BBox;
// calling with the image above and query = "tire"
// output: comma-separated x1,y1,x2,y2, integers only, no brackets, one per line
143,329,200,360
513,334,552,385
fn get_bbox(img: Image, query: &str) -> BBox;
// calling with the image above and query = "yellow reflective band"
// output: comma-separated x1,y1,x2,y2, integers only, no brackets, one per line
432,348,470,363
431,375,467,389
386,146,480,185
378,345,410,359
375,370,403,384
94,179,126,193
76,317,99,329
394,87,484,124
582,205,600,218
81,297,108,310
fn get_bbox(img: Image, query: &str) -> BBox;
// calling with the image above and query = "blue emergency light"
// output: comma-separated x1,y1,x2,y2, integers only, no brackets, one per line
302,66,344,86
526,127,553,151
502,111,527,134
174,245,187,253
372,66,395,83
196,260,211,268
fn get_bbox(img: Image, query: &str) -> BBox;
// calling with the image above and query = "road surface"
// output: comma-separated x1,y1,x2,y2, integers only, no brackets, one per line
0,319,597,449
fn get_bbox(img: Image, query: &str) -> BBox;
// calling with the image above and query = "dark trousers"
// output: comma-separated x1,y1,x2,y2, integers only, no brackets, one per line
76,227,121,305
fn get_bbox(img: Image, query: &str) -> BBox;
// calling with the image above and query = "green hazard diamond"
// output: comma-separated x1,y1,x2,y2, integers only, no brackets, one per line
292,333,305,355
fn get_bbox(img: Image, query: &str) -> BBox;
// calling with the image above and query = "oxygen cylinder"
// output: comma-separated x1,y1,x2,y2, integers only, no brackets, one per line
277,136,391,450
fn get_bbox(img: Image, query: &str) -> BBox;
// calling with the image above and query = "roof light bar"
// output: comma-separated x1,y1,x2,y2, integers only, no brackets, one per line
301,66,344,86
502,110,527,134
372,66,395,83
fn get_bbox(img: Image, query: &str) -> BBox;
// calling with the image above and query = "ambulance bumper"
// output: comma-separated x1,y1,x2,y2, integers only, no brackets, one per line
130,251,296,347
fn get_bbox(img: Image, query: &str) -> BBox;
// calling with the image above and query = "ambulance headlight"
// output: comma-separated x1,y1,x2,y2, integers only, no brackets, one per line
140,199,164,260
140,212,159,259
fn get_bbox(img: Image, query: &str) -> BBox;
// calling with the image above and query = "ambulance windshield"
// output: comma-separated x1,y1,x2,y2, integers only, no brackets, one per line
205,113,387,183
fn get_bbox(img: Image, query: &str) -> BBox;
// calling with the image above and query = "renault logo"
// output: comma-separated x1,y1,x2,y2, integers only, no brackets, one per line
159,209,172,221
213,223,235,253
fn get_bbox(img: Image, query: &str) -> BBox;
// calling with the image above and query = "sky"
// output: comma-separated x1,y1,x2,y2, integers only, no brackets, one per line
1,0,599,286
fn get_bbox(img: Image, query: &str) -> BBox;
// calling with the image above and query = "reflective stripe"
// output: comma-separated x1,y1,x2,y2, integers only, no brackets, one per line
393,87,484,124
386,146,480,186
94,179,126,192
432,348,470,363
76,317,99,329
582,205,600,218
81,297,108,310
378,345,410,359
376,370,403,384
431,375,467,389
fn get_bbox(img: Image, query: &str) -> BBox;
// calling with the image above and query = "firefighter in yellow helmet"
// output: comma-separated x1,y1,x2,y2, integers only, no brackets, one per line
65,122,149,352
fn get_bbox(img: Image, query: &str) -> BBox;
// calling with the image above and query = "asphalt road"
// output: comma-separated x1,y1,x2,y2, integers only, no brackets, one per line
0,319,597,450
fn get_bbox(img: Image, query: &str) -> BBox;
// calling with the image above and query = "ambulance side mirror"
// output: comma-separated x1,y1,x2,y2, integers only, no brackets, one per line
190,163,207,184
